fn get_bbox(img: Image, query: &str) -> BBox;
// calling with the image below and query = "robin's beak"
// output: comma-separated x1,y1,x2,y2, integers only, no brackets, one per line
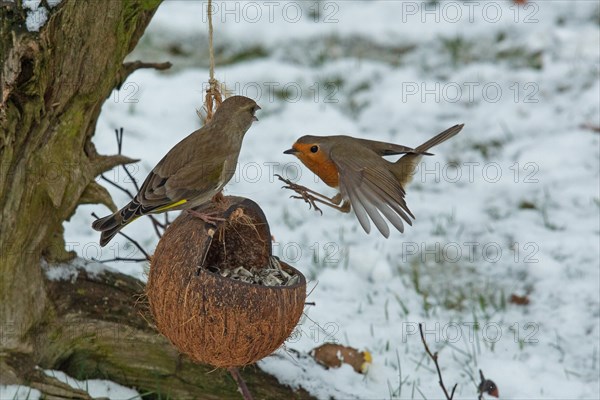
283,148,298,155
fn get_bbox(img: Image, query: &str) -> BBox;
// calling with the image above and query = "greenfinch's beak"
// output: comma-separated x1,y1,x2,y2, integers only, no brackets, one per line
283,148,298,155
253,105,261,121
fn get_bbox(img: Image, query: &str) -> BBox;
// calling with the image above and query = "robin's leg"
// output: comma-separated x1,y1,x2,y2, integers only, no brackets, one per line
309,195,351,214
276,175,350,214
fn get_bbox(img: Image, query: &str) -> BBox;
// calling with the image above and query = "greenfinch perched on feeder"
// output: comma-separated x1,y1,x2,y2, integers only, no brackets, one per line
92,95,260,246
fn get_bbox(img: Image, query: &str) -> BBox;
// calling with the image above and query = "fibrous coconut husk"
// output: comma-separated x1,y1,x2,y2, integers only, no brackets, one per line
147,196,306,368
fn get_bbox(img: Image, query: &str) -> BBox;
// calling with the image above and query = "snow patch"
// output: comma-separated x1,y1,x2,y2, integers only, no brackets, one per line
42,258,117,282
25,6,48,32
0,385,42,400
44,370,140,400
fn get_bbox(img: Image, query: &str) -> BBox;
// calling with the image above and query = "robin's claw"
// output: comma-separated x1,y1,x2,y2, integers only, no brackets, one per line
277,175,325,215
290,194,323,215
275,174,291,184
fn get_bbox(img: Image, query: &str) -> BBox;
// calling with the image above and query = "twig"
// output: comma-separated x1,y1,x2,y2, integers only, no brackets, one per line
93,257,148,263
114,128,140,192
227,367,253,400
114,231,150,261
478,370,484,400
418,323,457,400
100,174,136,200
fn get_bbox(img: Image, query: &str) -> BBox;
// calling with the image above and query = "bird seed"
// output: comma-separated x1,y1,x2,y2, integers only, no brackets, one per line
206,256,299,287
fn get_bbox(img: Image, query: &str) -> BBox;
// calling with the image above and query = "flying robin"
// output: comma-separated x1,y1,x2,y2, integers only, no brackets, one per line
280,124,464,237
92,95,260,247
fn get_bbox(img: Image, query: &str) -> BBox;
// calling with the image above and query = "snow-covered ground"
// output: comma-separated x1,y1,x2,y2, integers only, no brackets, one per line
0,369,139,400
6,1,599,399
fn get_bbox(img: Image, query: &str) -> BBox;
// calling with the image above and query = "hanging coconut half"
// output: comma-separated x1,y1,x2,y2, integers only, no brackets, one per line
147,196,306,368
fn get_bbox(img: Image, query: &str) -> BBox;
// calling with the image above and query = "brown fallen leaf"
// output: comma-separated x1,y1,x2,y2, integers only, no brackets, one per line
311,343,371,374
509,293,530,305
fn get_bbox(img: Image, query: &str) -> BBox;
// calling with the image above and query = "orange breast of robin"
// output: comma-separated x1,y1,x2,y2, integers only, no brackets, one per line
294,143,340,188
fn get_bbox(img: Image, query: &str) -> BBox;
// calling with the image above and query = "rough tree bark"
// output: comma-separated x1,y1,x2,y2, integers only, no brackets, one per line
0,1,311,398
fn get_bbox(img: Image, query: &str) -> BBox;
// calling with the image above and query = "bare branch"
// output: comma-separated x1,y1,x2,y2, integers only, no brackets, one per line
79,181,118,212
100,174,136,200
94,257,149,263
118,61,172,88
418,323,457,400
91,154,139,177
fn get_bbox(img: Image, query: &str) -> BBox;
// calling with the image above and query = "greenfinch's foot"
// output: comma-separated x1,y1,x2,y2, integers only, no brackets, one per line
211,191,227,204
186,209,227,225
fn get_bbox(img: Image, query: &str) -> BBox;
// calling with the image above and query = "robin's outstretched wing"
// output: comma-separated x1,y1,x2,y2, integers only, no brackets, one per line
351,137,431,156
330,146,414,238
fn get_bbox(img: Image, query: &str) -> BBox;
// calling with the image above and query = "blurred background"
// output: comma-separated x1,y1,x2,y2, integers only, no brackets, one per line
60,1,599,398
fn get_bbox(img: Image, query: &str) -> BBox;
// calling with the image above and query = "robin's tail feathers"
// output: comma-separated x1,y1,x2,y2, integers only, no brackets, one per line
392,124,464,187
415,124,464,153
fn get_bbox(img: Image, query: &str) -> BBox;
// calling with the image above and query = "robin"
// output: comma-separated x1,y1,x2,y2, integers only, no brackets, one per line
92,95,260,247
280,124,464,237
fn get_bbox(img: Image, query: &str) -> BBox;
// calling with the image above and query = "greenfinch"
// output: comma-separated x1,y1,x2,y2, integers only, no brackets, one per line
92,95,260,246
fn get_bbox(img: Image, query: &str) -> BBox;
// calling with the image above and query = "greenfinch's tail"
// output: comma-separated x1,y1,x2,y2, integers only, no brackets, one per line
392,124,464,188
92,197,187,246
92,200,141,247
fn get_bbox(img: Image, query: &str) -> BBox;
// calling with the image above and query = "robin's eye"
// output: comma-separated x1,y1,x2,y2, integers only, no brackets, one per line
310,145,319,153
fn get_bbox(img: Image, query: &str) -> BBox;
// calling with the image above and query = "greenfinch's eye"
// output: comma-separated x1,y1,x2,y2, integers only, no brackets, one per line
310,145,319,153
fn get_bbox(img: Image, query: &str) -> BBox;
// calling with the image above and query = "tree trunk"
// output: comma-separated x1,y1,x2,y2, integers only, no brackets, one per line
0,1,311,398
1,0,150,351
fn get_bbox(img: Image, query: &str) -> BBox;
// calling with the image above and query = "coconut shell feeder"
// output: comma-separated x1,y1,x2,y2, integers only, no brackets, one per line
147,196,306,368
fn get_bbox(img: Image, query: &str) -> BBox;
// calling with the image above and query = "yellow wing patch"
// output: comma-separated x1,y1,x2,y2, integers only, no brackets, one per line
153,199,188,213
